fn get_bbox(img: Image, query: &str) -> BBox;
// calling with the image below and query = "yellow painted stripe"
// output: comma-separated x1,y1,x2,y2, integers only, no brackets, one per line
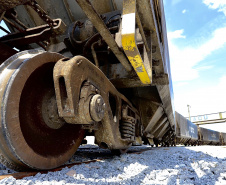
122,34,151,84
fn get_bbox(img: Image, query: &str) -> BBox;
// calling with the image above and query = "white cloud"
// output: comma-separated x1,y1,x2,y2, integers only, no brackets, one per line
168,27,226,82
168,29,186,39
203,0,226,15
182,9,187,14
174,82,188,87
175,75,226,118
175,75,226,132
172,0,182,5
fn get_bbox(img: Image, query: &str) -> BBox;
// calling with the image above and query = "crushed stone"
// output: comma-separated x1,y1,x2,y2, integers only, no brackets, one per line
1,145,226,184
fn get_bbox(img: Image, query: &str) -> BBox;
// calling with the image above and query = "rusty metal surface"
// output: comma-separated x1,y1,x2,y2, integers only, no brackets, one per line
156,84,175,129
0,19,66,49
26,0,56,28
53,56,139,150
11,0,122,29
67,10,121,58
0,0,175,161
0,50,85,170
0,42,17,64
144,106,164,134
75,0,132,72
110,74,169,88
121,105,137,142
142,105,174,146
0,0,30,13
136,0,162,69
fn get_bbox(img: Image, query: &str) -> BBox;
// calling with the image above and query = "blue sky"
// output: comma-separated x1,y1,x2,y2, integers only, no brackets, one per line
0,21,8,37
163,0,226,125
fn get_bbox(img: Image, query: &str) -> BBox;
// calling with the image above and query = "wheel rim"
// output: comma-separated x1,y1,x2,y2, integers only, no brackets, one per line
0,50,85,170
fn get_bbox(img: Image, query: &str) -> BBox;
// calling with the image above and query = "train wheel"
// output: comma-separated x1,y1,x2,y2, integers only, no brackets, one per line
0,50,85,170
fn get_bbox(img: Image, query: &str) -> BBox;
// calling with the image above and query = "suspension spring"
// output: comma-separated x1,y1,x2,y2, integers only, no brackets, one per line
120,117,136,142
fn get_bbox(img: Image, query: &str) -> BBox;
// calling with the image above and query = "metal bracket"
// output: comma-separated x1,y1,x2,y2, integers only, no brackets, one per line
75,0,132,72
53,56,139,149
0,19,66,48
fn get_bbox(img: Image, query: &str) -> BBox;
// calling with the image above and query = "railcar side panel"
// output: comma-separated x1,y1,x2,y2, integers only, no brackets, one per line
221,132,226,145
199,127,220,145
175,112,198,144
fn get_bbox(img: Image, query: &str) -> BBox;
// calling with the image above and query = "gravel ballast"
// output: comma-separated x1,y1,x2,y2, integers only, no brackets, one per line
0,145,226,184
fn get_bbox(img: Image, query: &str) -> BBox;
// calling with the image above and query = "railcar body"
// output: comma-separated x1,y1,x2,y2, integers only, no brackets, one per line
175,112,198,145
198,127,221,145
220,132,226,145
175,112,225,146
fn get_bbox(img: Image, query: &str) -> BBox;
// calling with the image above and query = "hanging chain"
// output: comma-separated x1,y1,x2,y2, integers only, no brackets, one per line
27,0,55,28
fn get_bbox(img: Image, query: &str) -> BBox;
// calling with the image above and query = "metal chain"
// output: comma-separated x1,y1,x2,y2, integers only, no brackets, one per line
28,0,55,28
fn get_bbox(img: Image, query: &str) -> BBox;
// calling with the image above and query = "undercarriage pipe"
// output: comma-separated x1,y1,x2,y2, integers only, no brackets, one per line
75,0,132,72
91,41,99,67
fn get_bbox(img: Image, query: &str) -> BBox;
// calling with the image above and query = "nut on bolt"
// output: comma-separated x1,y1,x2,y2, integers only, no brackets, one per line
90,94,106,122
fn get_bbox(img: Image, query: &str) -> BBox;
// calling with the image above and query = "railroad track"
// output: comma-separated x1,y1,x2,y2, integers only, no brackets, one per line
0,146,153,180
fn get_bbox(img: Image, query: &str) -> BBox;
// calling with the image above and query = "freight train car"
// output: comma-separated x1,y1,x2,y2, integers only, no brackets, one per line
220,132,226,145
0,0,224,171
175,112,198,146
198,127,221,145
175,112,226,146
0,0,176,170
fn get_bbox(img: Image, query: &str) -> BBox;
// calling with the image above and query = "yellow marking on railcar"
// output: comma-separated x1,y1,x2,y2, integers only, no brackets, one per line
122,35,151,84
121,0,152,85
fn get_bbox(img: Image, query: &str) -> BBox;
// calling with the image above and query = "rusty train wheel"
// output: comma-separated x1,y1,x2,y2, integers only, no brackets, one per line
0,50,85,170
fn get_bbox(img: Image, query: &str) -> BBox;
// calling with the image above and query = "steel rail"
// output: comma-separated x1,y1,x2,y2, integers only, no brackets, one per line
0,148,152,180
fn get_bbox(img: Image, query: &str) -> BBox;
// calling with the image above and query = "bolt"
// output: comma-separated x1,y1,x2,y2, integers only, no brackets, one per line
76,60,82,65
96,89,100,94
90,94,105,122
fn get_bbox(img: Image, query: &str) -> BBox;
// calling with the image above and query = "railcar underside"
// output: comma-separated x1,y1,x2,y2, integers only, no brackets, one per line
0,0,176,170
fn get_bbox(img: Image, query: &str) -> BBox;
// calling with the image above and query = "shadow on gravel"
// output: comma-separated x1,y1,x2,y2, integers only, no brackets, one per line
64,145,226,184
138,146,226,185
1,145,226,184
